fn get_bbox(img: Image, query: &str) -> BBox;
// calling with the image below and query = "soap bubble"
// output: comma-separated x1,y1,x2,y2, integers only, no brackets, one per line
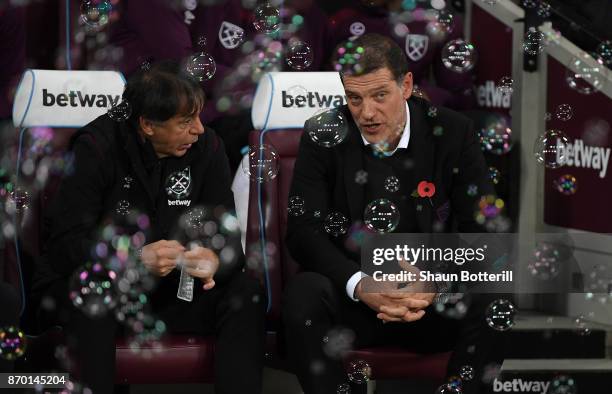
522,0,537,9
485,299,516,331
528,242,561,280
554,174,577,195
186,52,216,81
479,119,513,155
0,326,27,360
537,1,551,18
242,144,279,182
436,383,461,394
69,262,118,318
253,3,280,34
107,100,132,122
80,0,112,30
488,166,500,185
434,9,454,34
288,196,305,216
354,170,368,185
533,129,569,168
497,76,513,94
573,315,591,336
523,27,546,55
347,359,371,384
435,293,471,319
323,327,355,359
595,40,612,67
364,199,400,234
337,383,351,393
460,365,475,381
555,104,572,121
286,41,313,70
481,0,499,5
565,53,606,95
307,109,349,148
549,375,577,394
441,39,477,73
8,187,30,212
384,176,400,192
324,212,349,237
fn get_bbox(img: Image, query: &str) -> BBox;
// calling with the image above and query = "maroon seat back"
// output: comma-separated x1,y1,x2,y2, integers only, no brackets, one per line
245,128,303,324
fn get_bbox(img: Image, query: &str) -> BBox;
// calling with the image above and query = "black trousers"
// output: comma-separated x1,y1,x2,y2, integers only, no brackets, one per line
38,271,265,394
282,272,507,394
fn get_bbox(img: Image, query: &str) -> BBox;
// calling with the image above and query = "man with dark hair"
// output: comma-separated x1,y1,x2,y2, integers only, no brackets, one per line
31,61,264,394
283,33,504,394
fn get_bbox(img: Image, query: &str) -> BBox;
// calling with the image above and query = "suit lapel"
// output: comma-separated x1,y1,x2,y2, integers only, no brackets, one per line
408,98,435,232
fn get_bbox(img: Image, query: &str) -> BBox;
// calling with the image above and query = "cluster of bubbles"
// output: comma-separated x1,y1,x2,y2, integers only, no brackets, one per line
527,242,561,280
0,326,27,360
553,174,577,195
306,108,349,148
479,119,513,155
549,375,577,394
363,198,400,234
488,166,500,185
332,41,365,75
533,129,569,168
474,194,505,225
441,39,477,73
322,327,355,359
573,315,591,336
435,292,471,319
69,262,118,318
384,176,400,193
485,299,516,331
565,52,606,95
242,144,279,182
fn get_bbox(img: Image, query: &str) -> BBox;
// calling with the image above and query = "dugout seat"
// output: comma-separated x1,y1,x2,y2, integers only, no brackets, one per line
244,72,452,384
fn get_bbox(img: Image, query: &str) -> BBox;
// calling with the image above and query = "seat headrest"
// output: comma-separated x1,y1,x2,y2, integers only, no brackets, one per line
251,72,346,130
12,69,125,128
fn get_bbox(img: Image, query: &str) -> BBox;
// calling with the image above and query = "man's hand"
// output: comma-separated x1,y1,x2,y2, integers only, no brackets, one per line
182,246,220,290
355,277,429,323
140,240,185,277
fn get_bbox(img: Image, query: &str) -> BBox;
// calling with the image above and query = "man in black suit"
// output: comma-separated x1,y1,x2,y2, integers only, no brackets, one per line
283,33,504,394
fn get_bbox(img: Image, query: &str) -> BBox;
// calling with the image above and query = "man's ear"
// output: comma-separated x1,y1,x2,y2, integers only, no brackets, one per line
401,72,413,100
139,116,155,136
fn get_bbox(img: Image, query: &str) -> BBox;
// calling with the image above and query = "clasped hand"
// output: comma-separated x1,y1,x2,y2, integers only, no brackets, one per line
356,259,436,323
139,239,219,290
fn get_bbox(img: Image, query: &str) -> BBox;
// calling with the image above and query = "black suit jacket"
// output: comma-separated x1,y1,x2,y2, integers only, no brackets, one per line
286,96,494,292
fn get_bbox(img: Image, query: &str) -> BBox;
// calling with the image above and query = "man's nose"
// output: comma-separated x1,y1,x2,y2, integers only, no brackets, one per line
191,116,205,135
361,100,376,120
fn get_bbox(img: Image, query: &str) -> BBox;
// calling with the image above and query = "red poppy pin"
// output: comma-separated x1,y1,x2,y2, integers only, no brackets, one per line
417,181,436,198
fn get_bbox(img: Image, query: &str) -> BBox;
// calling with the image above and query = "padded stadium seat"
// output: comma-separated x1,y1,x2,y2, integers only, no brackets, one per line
245,72,452,385
9,69,216,385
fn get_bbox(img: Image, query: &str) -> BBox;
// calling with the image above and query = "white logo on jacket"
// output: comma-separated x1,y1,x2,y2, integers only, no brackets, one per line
166,167,192,206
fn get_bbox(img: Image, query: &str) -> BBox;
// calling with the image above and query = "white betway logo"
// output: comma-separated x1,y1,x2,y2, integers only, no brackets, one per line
282,90,346,108
42,89,121,108
556,138,610,178
167,199,191,207
493,378,550,393
476,81,511,109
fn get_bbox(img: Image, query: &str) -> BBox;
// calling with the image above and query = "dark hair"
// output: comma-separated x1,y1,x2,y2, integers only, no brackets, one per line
335,33,409,82
122,60,204,127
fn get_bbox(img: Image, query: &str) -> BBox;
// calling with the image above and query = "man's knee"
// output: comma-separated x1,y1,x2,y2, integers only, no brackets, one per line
282,272,335,324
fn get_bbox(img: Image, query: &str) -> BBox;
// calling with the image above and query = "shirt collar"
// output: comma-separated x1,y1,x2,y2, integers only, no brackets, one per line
360,101,410,155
